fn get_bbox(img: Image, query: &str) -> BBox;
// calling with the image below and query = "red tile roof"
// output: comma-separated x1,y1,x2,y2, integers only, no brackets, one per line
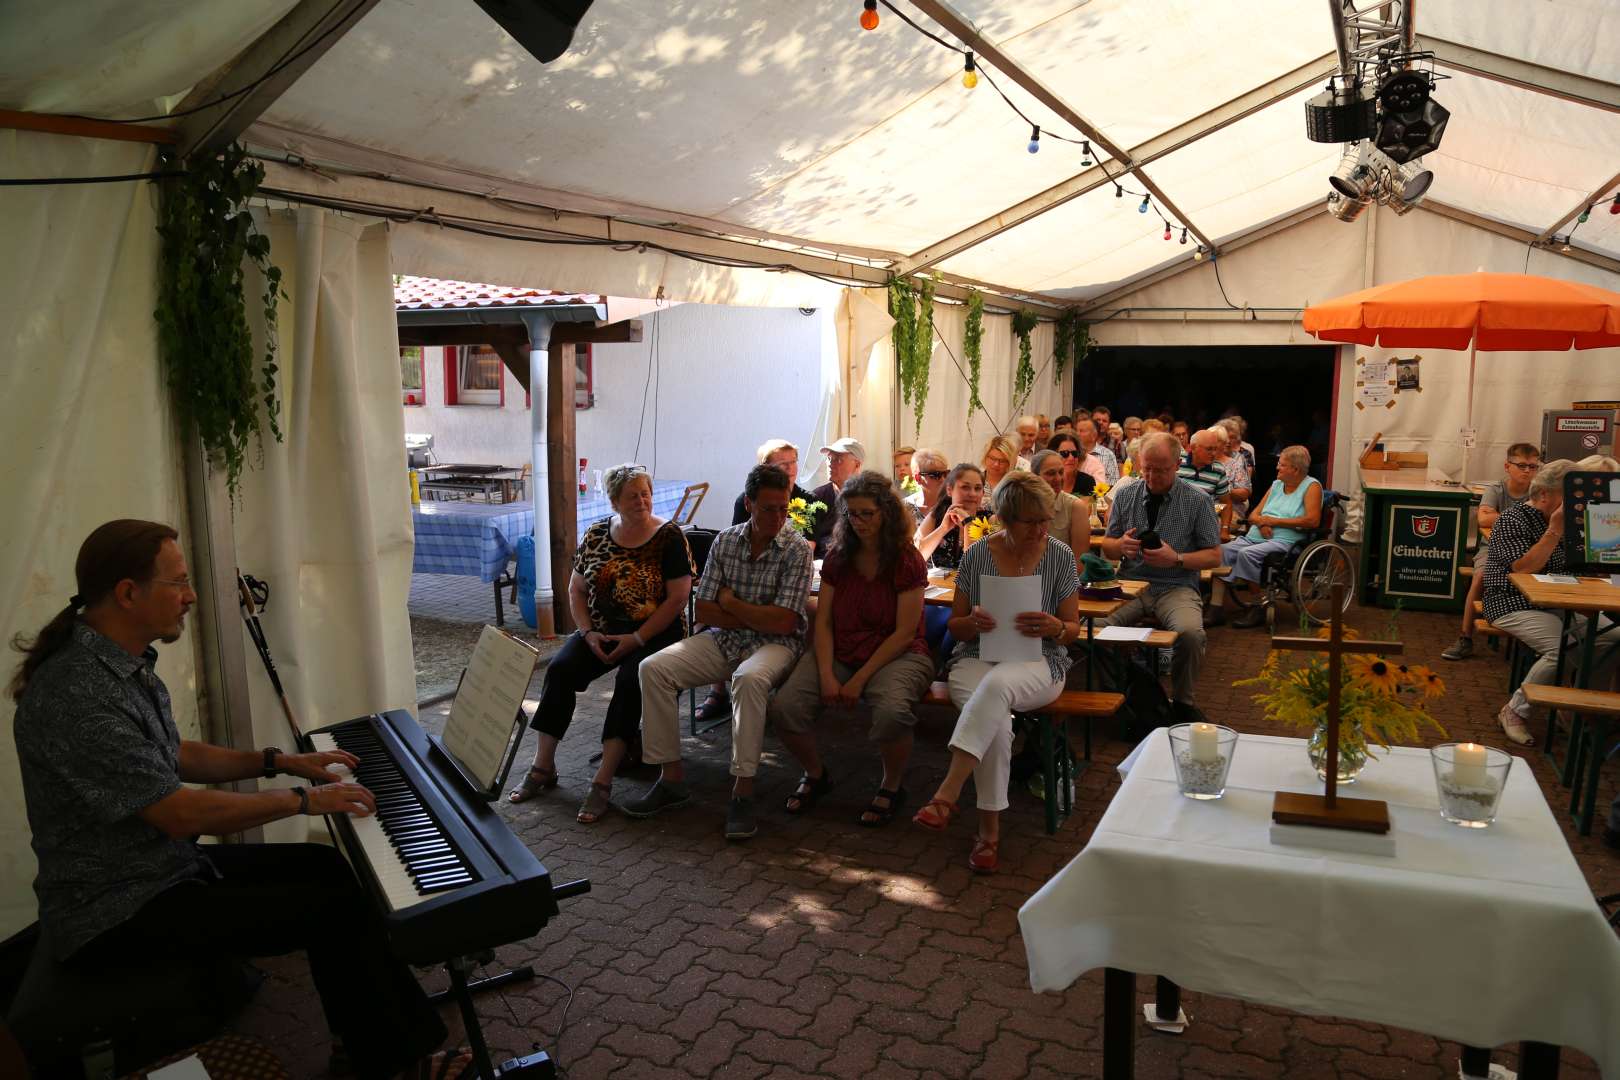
394,276,604,311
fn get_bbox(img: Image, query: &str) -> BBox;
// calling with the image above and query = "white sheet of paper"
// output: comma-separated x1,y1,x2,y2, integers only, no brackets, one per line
979,574,1043,663
148,1056,211,1080
1533,573,1580,584
924,584,953,600
1096,625,1154,643
443,625,540,791
1611,574,1620,587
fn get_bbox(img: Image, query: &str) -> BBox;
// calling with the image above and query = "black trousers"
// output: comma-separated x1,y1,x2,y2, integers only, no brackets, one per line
531,627,681,744
77,843,444,1080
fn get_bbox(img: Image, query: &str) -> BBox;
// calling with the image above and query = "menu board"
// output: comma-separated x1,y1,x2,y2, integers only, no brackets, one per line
441,625,540,799
1564,472,1620,573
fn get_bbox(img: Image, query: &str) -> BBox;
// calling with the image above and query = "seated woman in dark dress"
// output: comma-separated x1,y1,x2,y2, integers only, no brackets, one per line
914,463,993,571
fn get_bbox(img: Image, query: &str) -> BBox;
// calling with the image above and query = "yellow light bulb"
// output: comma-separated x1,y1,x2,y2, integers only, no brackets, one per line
962,70,978,89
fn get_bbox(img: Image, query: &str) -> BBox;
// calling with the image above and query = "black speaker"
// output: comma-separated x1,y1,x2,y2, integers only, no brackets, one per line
472,0,595,64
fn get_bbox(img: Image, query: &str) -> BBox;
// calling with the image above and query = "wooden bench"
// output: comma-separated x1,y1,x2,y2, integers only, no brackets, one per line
1522,684,1620,836
921,681,1126,834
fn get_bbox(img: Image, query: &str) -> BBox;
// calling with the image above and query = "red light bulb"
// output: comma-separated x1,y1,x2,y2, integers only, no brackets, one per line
1610,194,1620,215
860,1,879,30
1163,224,1172,241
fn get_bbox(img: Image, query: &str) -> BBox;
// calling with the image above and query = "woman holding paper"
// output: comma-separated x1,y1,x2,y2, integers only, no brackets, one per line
914,472,1082,873
1030,449,1093,568
509,464,693,823
915,463,993,570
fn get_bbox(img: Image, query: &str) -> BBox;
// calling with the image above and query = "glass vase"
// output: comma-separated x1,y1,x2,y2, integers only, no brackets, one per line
1307,720,1367,784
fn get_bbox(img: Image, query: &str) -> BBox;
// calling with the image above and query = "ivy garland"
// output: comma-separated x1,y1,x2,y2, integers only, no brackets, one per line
1011,308,1039,402
890,274,937,435
1052,310,1077,385
963,289,985,423
155,143,285,497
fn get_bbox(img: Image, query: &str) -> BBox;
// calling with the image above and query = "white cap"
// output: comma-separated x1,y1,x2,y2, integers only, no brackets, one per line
819,437,866,461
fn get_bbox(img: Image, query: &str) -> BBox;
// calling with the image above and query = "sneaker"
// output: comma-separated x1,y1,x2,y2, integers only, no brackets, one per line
1497,703,1534,746
620,778,692,818
1441,636,1474,661
724,795,758,840
1202,607,1227,628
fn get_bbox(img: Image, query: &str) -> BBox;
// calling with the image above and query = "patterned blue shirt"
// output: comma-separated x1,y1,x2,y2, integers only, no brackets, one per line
695,521,814,662
1105,478,1222,591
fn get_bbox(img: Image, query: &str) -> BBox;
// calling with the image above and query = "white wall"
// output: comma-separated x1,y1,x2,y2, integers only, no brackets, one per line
405,302,836,530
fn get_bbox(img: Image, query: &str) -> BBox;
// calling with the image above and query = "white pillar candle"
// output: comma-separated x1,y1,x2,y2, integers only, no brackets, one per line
1453,743,1488,788
1189,722,1220,762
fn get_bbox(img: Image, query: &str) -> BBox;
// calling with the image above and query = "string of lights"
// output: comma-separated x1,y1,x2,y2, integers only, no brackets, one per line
860,0,1191,245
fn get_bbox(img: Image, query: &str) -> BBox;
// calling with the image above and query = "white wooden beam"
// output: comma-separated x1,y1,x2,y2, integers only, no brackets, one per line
906,0,1215,252
1534,167,1620,245
1419,35,1620,114
173,0,382,159
897,53,1338,275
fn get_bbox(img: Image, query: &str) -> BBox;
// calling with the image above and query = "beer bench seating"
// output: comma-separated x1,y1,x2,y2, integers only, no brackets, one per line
1522,684,1620,836
921,681,1126,834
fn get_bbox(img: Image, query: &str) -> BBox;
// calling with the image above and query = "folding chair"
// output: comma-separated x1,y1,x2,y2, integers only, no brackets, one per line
672,482,708,526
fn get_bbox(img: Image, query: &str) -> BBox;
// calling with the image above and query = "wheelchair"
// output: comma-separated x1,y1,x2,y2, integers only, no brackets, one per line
1227,489,1356,630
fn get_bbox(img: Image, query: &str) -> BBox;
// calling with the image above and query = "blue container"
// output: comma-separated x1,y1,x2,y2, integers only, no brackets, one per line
515,535,538,629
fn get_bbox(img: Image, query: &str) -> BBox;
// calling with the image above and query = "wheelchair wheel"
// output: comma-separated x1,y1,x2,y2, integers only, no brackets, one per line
1292,541,1355,625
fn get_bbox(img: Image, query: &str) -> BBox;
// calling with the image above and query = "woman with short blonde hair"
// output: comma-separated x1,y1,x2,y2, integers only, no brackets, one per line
981,434,1021,491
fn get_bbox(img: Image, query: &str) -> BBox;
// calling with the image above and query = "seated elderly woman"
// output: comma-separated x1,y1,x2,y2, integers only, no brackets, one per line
1030,449,1092,566
1483,458,1620,745
510,464,693,822
915,463,992,570
1211,445,1320,628
913,471,1082,874
768,472,937,826
1215,418,1254,515
905,447,950,519
982,434,1022,489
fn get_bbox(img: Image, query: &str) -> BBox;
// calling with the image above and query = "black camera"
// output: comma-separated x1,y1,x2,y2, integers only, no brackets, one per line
1138,530,1162,551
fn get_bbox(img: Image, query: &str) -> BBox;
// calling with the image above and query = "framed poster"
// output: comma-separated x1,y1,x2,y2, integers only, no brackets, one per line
1382,503,1462,601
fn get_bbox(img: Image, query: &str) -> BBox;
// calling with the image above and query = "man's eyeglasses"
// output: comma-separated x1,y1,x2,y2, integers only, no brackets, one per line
919,470,949,481
845,508,880,522
150,578,193,590
1506,460,1540,471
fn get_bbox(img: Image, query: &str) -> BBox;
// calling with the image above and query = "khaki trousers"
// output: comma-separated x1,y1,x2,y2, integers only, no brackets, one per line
769,648,936,742
1104,584,1206,704
639,633,797,778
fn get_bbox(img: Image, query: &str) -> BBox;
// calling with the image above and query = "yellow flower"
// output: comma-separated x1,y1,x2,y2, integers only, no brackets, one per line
1351,655,1401,696
1094,481,1111,498
1407,664,1445,699
965,516,1001,545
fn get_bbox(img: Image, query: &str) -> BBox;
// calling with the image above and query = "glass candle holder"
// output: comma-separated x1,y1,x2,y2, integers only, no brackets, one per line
1167,723,1238,800
1430,743,1513,828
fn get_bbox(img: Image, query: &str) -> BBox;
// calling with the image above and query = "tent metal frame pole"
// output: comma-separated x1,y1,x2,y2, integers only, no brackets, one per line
1420,199,1620,277
906,0,1214,253
1419,35,1620,115
1533,167,1620,246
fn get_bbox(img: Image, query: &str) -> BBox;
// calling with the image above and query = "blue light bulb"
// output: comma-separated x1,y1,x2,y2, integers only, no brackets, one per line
1138,196,1150,214
1027,125,1040,154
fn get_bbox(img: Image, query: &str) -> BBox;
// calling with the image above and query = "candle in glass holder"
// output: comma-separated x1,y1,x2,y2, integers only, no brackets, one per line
1189,722,1219,762
1453,742,1487,787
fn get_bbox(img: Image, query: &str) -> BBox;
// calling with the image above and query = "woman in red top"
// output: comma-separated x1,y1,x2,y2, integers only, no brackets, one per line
768,471,936,826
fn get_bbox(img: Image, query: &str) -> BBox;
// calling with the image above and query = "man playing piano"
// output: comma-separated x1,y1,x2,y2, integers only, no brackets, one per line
9,520,460,1079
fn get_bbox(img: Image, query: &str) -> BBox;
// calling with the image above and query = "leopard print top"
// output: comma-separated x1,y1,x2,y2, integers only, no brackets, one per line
573,518,694,633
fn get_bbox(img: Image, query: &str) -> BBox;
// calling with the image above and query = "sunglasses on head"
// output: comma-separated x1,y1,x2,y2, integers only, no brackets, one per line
919,469,949,480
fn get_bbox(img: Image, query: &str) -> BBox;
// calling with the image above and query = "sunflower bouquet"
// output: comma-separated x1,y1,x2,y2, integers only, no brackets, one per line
964,514,1002,546
787,497,827,538
1234,622,1446,775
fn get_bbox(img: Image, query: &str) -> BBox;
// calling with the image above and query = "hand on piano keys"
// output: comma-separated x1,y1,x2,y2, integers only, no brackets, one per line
277,749,363,784
305,782,379,818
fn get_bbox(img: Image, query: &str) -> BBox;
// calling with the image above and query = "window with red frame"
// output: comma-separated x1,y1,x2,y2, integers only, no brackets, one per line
400,347,424,406
444,345,504,406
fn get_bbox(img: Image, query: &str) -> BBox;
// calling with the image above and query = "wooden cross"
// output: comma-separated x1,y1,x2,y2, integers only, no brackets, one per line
1268,583,1401,833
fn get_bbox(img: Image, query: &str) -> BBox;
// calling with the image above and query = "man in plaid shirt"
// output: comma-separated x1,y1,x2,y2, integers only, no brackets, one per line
626,463,813,839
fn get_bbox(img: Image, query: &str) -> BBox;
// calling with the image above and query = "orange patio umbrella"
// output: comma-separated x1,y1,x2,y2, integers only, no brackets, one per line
1302,271,1620,475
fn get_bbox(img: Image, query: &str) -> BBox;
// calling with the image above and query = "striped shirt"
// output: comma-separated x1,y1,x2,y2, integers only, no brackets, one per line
695,521,814,662
1177,454,1231,502
1105,478,1222,591
951,537,1080,682
1481,500,1561,623
1087,444,1120,484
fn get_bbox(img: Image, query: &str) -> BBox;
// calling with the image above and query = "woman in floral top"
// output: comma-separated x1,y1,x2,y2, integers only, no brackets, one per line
509,464,693,824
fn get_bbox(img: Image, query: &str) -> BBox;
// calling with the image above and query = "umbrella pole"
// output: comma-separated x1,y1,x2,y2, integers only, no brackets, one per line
1462,340,1477,483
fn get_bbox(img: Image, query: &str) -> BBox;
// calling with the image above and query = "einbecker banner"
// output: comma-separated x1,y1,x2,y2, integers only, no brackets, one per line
1384,503,1462,601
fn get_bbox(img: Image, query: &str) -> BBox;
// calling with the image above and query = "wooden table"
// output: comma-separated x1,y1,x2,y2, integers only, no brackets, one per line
1508,572,1620,830
419,463,526,503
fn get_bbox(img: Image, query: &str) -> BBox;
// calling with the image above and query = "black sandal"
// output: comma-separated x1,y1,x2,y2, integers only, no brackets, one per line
859,786,907,828
784,769,833,815
507,765,557,804
694,690,731,722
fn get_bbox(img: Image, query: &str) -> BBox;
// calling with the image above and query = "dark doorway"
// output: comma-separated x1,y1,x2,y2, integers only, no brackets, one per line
1075,345,1337,495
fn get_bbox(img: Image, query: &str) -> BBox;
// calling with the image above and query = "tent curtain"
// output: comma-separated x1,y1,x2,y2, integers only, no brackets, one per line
0,131,201,938
234,208,417,841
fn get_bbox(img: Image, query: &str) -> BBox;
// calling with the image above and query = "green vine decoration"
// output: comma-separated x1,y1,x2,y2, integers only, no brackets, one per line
155,143,285,497
1052,310,1076,385
963,289,985,422
890,274,937,435
1011,308,1039,402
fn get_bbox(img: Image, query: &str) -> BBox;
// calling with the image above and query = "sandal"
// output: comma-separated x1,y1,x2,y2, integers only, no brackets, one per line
694,690,731,722
968,836,1000,874
912,797,957,832
577,782,612,824
507,764,558,804
858,786,907,828
784,770,833,815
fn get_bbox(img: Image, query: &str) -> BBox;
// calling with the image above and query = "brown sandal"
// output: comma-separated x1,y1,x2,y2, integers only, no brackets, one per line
507,764,558,803
577,782,612,824
912,797,958,832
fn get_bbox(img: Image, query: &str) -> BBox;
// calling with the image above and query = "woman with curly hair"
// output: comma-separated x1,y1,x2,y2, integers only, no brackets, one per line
914,463,993,570
769,471,936,826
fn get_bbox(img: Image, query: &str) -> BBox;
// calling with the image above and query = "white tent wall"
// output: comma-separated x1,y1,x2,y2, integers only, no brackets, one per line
232,208,417,844
1086,208,1620,494
0,132,202,940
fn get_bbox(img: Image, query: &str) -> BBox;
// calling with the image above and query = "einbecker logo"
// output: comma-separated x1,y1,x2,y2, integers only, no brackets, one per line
1412,515,1439,538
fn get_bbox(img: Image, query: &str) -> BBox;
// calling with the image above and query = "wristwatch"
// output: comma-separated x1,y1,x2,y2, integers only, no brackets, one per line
262,746,283,778
1175,554,1184,569
289,786,310,815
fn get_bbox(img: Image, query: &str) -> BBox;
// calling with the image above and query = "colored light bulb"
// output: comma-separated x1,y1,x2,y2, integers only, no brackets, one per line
1081,140,1093,166
1138,195,1150,214
860,0,879,30
1578,206,1591,223
1163,224,1172,241
1610,194,1620,215
963,54,977,89
1179,228,1189,245
1028,125,1040,154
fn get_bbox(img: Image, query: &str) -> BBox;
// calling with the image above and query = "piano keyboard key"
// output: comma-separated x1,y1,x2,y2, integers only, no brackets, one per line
309,730,476,911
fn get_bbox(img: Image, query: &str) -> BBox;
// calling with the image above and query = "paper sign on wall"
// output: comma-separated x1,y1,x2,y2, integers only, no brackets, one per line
1354,356,1397,411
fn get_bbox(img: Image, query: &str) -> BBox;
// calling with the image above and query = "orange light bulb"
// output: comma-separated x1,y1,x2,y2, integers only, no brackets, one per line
860,6,879,29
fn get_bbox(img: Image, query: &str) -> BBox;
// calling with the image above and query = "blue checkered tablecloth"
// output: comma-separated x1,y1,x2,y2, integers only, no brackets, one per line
411,480,698,582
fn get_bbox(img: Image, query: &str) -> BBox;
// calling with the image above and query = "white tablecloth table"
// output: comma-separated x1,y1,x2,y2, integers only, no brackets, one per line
1018,733,1620,1077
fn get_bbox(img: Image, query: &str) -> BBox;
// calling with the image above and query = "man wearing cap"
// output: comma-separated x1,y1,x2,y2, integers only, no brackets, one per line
811,437,866,511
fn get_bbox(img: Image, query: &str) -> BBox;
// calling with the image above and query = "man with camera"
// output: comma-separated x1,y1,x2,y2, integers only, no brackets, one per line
1098,432,1223,713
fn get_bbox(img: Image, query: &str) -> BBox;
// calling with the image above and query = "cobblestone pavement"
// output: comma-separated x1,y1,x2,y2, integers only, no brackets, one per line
230,599,1618,1079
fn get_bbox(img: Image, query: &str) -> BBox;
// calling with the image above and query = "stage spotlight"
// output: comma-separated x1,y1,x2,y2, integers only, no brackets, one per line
1327,191,1371,223
1328,147,1375,200
1385,157,1434,205
1305,82,1378,144
1375,93,1449,164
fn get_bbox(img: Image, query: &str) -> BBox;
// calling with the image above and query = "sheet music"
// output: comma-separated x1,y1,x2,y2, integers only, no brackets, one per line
979,575,1043,663
443,625,540,791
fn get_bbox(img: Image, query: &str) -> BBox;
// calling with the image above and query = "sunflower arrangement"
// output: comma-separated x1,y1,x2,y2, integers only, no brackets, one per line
964,515,1002,546
1234,623,1447,764
786,497,826,538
